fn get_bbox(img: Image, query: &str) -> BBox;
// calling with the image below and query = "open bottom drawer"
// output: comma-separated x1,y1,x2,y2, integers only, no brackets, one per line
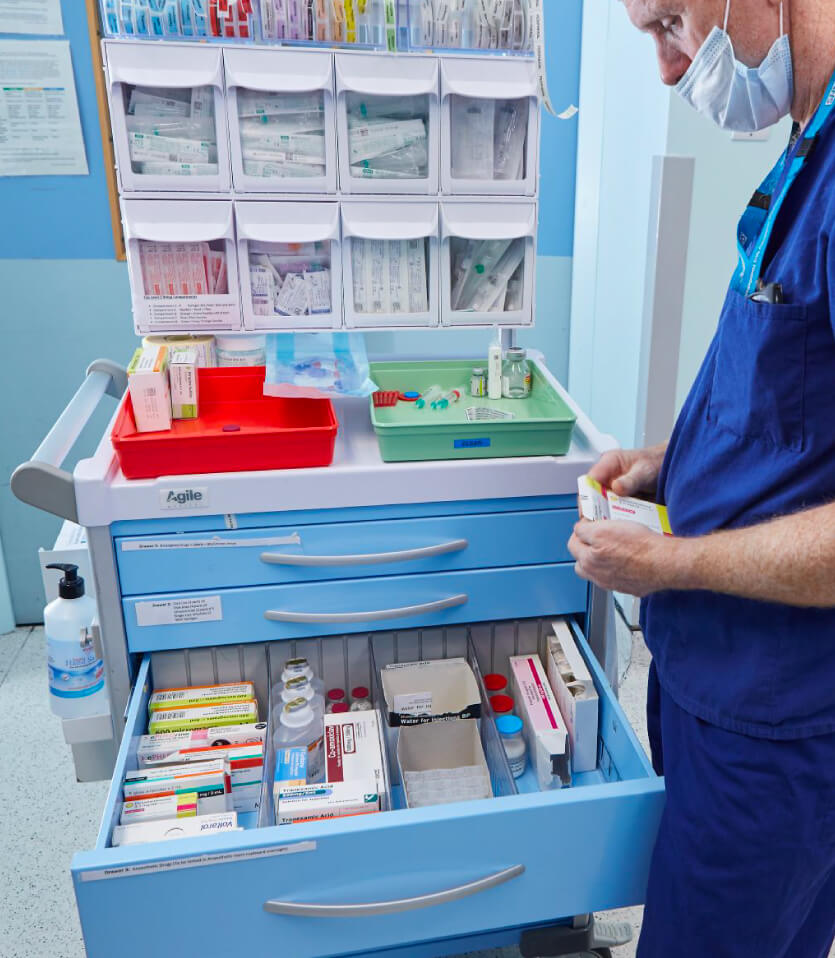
72,619,664,958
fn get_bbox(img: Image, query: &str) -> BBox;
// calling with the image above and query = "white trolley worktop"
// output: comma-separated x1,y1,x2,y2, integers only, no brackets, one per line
73,355,617,526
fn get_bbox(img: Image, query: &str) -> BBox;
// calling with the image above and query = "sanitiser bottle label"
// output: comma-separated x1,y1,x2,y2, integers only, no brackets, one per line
48,627,104,698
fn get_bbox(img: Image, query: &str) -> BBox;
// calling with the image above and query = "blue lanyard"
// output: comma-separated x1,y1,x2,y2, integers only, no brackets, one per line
733,68,835,297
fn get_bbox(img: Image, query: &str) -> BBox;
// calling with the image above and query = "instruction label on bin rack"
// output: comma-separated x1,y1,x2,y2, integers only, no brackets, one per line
79,840,317,882
122,534,301,552
136,596,222,627
144,300,240,331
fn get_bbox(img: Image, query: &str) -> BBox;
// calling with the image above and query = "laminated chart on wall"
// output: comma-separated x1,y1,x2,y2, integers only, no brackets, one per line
0,39,87,176
0,0,63,35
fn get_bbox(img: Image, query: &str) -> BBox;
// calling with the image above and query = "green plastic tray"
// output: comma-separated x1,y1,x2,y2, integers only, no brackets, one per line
369,360,577,462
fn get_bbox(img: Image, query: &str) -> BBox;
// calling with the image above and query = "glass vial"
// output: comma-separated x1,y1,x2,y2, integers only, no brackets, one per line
501,347,531,399
496,714,527,778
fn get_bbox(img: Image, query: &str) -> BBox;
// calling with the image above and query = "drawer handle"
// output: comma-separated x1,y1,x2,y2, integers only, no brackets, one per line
260,538,468,568
264,593,468,624
263,864,525,917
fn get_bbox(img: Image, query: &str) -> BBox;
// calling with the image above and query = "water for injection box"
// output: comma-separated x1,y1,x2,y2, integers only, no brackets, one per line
380,658,481,726
148,682,256,713
112,812,240,847
397,720,492,809
276,780,380,825
509,654,571,789
324,709,385,792
148,700,259,734
546,620,599,773
137,722,267,766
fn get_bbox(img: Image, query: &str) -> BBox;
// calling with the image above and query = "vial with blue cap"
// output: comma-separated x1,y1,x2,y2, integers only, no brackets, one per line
496,714,527,778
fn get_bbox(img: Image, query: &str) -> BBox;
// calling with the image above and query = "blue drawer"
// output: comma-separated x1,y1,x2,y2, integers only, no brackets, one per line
115,509,578,595
122,564,587,653
72,630,664,958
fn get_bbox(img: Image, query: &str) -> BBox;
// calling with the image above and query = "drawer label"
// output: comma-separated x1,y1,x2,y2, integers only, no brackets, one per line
122,534,301,552
135,596,222,627
454,438,491,449
159,486,209,510
79,840,317,882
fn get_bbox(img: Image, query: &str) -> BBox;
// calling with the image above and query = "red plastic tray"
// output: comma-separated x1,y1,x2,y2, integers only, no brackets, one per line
111,366,338,480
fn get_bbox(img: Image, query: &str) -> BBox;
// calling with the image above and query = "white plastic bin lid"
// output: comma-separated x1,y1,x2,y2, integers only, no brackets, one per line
122,199,234,242
235,201,339,244
224,48,332,93
441,202,536,240
441,58,537,100
341,202,438,240
106,41,223,89
336,53,438,97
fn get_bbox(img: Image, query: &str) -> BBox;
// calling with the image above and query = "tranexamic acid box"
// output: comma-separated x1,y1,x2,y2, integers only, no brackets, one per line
127,345,171,433
168,347,199,420
276,780,380,825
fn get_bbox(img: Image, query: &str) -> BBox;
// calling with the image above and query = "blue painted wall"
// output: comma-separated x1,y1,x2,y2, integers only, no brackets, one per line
1,2,582,624
1,0,116,258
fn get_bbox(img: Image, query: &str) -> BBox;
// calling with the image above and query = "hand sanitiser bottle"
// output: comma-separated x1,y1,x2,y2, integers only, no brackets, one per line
44,564,106,719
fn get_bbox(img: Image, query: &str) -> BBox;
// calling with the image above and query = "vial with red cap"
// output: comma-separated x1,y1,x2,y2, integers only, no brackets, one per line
350,685,372,711
490,694,515,717
331,702,350,714
326,688,346,713
484,673,508,695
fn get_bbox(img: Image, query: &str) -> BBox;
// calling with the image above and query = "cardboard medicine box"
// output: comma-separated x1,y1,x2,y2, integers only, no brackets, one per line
127,345,171,433
380,658,481,726
546,620,599,773
168,347,199,420
509,653,571,789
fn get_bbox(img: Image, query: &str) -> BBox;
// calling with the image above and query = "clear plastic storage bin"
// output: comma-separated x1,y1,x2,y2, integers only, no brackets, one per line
403,0,533,53
123,199,242,334
258,0,393,48
235,201,342,330
225,48,337,194
100,0,257,39
441,59,538,195
341,201,439,328
336,54,439,194
105,43,230,192
441,200,536,326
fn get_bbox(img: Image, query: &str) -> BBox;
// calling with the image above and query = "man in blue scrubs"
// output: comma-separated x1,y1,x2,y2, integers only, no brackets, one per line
567,0,835,954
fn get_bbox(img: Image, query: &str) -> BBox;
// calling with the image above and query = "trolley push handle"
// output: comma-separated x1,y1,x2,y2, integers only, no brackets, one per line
11,360,127,523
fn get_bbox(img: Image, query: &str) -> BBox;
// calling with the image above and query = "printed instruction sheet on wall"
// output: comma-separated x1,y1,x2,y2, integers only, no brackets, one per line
0,39,88,176
0,0,63,36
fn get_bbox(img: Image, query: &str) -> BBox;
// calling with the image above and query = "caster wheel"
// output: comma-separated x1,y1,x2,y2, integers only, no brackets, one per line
593,950,613,958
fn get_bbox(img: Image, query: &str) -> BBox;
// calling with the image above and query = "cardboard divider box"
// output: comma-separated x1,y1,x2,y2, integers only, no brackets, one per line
397,720,492,808
546,620,599,774
380,658,481,726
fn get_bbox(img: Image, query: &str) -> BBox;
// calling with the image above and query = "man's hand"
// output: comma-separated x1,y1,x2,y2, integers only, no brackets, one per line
588,443,668,498
568,518,678,597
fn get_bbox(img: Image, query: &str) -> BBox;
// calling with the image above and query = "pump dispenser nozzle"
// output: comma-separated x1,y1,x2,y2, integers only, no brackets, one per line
45,563,85,600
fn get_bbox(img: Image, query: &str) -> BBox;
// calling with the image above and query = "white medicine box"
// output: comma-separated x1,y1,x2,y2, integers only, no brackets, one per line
224,48,337,195
441,200,536,326
336,54,439,195
235,200,342,331
123,199,242,335
105,42,230,193
341,200,439,328
440,59,538,196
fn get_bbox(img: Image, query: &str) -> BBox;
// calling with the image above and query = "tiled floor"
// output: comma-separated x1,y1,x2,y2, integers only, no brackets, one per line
1,622,831,958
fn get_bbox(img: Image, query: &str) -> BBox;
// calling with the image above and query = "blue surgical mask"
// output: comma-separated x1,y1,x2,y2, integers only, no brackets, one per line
676,0,793,132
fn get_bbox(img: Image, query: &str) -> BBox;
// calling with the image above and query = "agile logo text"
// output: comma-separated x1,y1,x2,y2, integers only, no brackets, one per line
159,487,209,510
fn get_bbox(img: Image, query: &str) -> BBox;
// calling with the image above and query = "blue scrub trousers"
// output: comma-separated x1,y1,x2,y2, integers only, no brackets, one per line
637,663,835,958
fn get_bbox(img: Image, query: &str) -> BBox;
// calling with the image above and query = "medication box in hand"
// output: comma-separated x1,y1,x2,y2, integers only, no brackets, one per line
127,345,171,433
509,654,571,789
546,620,599,773
577,475,672,535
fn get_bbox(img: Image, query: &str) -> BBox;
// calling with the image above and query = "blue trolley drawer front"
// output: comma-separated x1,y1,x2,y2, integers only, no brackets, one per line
72,632,664,958
115,509,578,595
122,564,587,653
